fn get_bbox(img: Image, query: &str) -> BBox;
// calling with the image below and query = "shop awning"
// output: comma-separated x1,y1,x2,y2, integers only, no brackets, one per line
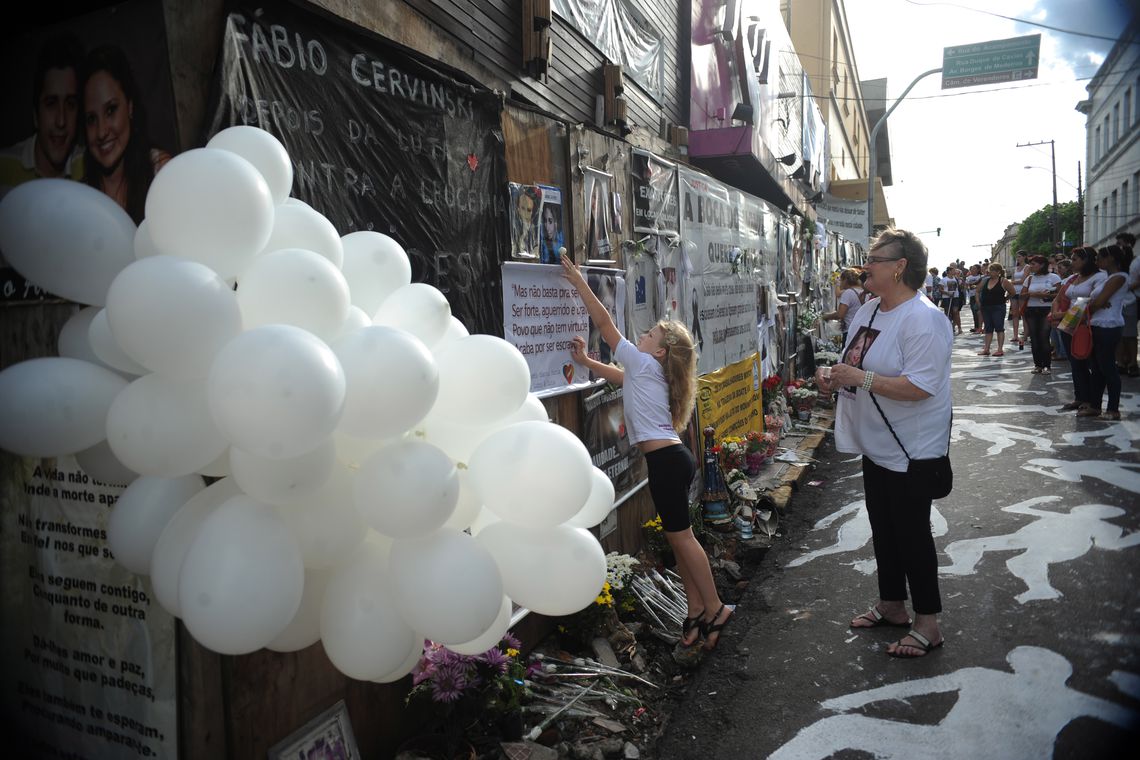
827,178,892,229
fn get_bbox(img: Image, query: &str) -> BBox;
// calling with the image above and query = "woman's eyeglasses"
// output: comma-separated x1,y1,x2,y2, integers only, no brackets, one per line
866,255,901,264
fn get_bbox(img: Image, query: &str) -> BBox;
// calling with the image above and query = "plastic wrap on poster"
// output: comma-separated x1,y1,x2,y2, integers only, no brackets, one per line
207,0,506,335
580,384,647,501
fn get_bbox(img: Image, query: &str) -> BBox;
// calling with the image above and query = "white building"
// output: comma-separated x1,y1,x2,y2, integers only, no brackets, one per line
1078,20,1140,247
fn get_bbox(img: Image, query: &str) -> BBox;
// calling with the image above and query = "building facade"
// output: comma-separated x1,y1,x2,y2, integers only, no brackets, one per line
1078,19,1139,247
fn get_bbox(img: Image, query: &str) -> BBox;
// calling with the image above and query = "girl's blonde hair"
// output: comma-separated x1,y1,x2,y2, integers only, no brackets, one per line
655,320,698,432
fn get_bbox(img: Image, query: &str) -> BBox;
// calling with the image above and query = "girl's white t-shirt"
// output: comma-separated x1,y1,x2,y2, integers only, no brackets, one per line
839,287,864,332
1089,272,1130,328
614,338,681,445
835,293,953,472
1024,272,1062,308
1012,266,1026,290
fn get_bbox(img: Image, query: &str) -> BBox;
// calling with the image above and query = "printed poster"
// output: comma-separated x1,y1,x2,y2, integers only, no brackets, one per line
537,184,564,264
501,262,625,394
509,182,542,259
581,385,647,503
584,167,613,261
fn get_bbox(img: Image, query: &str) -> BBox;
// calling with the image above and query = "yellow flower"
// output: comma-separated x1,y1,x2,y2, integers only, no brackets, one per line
506,648,520,658
642,516,662,532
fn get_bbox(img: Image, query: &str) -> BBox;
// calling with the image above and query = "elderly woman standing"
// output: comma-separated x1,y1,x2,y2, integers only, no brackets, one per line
821,268,866,345
816,228,952,658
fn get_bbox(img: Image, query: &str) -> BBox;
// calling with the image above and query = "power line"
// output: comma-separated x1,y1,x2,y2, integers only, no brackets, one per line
901,0,1125,42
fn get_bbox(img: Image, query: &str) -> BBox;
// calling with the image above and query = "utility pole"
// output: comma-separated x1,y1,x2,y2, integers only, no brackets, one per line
1017,139,1058,251
867,68,942,246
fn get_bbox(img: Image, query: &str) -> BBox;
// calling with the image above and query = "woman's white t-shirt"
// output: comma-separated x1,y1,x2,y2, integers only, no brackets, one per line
940,277,958,299
839,287,865,332
1089,272,1130,328
1024,272,1062,308
614,338,681,445
1066,270,1107,300
835,293,953,472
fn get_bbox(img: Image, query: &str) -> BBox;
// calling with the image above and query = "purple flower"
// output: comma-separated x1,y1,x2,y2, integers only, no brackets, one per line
479,647,510,675
430,663,469,703
502,633,521,650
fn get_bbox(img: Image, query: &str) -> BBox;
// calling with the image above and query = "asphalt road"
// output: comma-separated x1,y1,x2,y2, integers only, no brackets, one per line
658,318,1140,759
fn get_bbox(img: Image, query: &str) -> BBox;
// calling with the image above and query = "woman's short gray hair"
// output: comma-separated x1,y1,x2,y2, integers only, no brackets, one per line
871,228,928,290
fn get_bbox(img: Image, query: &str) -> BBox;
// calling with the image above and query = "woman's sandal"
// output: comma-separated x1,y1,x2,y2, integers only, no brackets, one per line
992,350,1004,357
850,606,912,629
887,630,944,658
699,604,736,651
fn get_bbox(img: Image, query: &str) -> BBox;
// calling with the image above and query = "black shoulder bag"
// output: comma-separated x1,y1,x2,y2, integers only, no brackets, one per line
863,304,954,500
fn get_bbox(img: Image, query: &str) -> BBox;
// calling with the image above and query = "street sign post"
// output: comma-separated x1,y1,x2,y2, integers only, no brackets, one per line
941,34,1040,89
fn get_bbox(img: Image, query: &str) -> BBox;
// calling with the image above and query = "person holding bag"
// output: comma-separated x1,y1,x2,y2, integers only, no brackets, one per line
816,228,952,659
1057,248,1106,412
1022,256,1062,374
1080,245,1130,420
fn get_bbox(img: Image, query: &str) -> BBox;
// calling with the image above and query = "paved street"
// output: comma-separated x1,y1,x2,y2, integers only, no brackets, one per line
659,316,1140,759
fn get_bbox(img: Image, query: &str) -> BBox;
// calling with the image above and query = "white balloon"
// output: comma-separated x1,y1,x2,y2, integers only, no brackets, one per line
415,414,496,465
0,178,136,305
107,374,228,477
107,475,205,574
236,248,349,340
134,220,160,259
334,431,399,470
231,438,335,505
106,256,243,378
145,148,274,279
502,394,550,425
442,469,483,531
469,422,593,527
431,316,470,356
445,595,513,655
259,203,343,268
565,467,616,528
468,508,500,536
88,309,147,376
150,477,242,616
266,567,330,653
74,440,137,486
476,523,606,616
332,306,372,341
207,325,345,459
371,636,426,683
320,540,417,680
58,307,115,371
388,528,504,644
197,448,231,478
373,283,451,347
354,440,458,539
207,126,293,205
276,462,366,569
179,495,304,655
0,358,128,457
334,326,438,439
339,232,412,316
434,335,530,426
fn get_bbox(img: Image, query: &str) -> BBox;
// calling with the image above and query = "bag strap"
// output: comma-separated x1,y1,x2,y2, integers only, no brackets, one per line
863,304,953,462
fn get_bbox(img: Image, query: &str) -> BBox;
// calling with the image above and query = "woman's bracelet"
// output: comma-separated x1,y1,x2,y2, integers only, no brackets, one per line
861,370,875,392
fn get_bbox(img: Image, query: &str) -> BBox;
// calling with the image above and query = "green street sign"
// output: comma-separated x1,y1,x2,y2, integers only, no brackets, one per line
942,34,1040,89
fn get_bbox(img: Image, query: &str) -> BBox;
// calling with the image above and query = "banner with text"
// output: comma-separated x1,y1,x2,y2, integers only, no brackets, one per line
1,455,177,758
208,0,507,335
678,168,762,376
695,353,764,440
816,194,869,247
630,150,678,236
581,385,647,502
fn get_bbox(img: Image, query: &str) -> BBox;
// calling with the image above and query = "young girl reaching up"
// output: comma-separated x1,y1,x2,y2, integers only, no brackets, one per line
561,256,735,652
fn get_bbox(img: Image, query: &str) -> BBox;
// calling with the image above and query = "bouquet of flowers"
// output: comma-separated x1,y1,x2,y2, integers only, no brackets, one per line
797,308,820,335
815,350,841,367
720,435,746,472
789,387,818,403
745,430,764,452
763,430,780,458
762,375,783,412
409,635,534,748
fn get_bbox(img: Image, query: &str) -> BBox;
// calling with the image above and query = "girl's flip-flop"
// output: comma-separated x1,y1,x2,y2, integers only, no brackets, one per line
888,630,944,658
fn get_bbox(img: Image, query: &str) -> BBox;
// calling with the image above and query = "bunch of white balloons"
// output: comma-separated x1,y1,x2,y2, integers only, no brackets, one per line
0,126,618,681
